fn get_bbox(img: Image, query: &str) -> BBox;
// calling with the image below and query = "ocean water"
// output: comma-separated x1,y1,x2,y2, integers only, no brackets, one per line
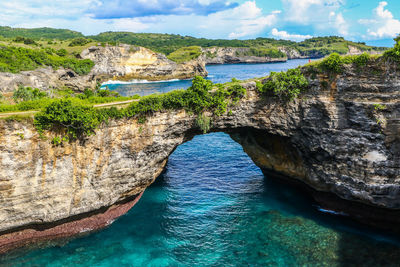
3,60,400,266
101,59,312,96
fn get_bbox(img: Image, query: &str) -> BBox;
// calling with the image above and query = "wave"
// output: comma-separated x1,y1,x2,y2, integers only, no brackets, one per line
317,207,348,216
101,78,190,86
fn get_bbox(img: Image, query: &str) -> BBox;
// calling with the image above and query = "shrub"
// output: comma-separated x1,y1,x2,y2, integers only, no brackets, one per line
56,49,67,57
68,37,91,47
260,69,309,100
383,36,400,63
352,53,370,67
14,36,36,45
196,114,211,134
34,99,100,139
319,53,343,73
13,86,47,102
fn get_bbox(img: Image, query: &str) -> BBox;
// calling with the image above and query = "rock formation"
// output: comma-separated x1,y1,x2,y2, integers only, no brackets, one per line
202,45,379,64
203,47,287,64
0,60,399,253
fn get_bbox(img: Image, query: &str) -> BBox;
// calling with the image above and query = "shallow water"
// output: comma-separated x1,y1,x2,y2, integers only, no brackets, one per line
101,59,312,96
3,60,400,266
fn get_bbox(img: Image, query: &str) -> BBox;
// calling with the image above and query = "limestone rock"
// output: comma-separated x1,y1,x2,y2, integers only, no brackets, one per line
0,60,399,252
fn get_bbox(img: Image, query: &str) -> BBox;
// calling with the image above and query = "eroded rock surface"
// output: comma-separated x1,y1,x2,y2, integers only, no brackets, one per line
0,62,399,252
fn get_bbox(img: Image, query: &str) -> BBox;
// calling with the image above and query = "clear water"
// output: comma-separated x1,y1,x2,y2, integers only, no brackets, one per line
3,61,400,266
101,59,312,96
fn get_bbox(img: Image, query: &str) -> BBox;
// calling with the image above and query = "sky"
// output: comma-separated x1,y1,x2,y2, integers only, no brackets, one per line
1,0,399,46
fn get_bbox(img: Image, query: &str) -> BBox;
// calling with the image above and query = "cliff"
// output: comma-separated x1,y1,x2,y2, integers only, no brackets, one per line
203,45,377,64
0,44,207,93
0,61,399,253
203,47,287,64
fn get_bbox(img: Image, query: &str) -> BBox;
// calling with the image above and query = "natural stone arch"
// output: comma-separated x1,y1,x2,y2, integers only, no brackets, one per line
0,66,399,252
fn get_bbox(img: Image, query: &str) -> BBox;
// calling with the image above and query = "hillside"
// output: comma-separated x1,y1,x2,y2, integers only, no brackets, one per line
0,26,84,40
0,26,387,61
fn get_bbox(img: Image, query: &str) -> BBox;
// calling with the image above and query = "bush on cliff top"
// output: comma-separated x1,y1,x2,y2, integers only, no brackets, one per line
383,36,400,63
305,52,373,75
34,76,247,139
259,68,309,100
34,99,101,139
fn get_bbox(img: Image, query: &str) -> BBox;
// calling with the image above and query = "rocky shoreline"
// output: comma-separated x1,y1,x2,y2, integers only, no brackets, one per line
0,192,143,255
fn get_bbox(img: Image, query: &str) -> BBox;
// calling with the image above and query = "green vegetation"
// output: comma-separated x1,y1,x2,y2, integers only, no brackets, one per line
69,37,92,47
91,33,385,57
259,69,309,100
35,99,101,139
167,46,202,63
14,36,37,45
0,26,387,72
373,103,387,111
318,53,343,74
32,76,246,139
0,26,84,40
196,114,211,134
13,86,47,102
305,52,376,75
383,36,400,63
0,45,94,75
0,86,136,113
237,47,286,58
56,49,68,57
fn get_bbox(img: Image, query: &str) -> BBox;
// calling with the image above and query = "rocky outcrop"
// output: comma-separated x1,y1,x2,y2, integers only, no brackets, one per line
0,44,207,93
203,47,287,64
81,44,207,82
203,45,384,64
0,67,98,94
0,61,399,253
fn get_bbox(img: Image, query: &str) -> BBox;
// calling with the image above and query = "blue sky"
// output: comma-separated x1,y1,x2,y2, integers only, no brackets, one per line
1,0,399,46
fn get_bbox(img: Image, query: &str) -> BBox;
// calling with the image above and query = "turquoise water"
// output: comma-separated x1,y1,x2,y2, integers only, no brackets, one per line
3,133,400,266
3,61,400,266
102,59,312,96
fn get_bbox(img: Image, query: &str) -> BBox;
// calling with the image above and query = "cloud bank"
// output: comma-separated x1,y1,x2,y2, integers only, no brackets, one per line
89,0,239,19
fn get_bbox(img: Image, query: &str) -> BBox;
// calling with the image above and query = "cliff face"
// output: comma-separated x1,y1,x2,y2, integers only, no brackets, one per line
0,44,207,93
203,47,287,64
203,45,376,64
81,44,207,82
0,62,399,253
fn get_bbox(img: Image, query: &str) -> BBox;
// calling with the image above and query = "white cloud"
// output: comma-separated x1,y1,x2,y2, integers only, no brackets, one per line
271,28,312,41
281,0,344,24
227,1,279,38
280,0,349,37
195,1,279,39
335,13,348,36
359,1,400,38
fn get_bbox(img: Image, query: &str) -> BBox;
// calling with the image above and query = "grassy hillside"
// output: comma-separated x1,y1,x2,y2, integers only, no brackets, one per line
0,45,94,75
90,32,386,57
0,26,388,66
0,26,83,40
